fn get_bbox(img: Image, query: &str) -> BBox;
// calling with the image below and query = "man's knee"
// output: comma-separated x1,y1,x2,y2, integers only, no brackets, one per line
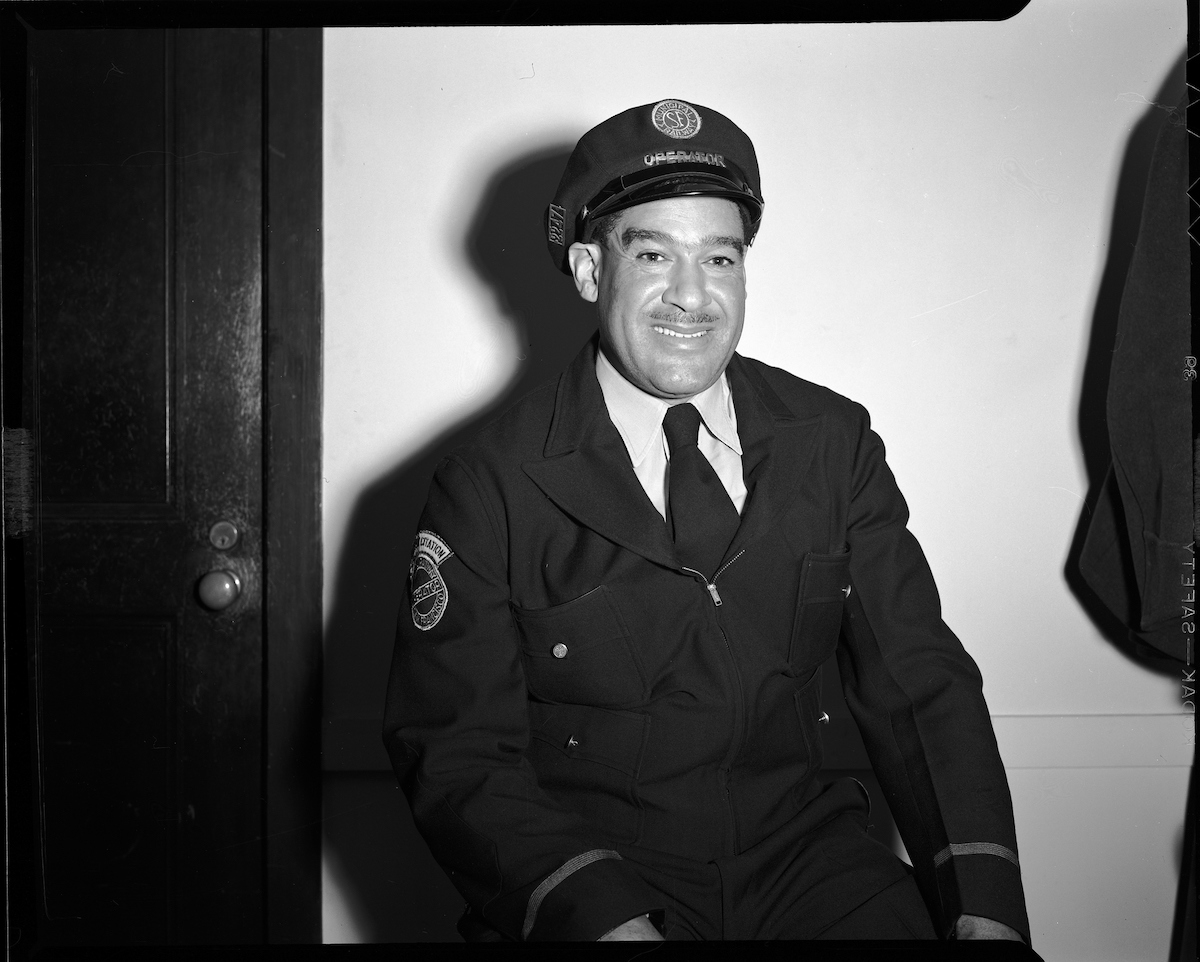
814,874,936,940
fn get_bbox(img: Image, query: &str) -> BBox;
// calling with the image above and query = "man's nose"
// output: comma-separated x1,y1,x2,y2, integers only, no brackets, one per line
662,258,710,314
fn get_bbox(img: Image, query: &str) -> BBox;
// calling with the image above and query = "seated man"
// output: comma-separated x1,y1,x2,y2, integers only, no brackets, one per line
383,99,1030,943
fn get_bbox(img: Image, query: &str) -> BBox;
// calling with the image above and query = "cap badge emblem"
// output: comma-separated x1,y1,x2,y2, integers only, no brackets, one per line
652,100,702,140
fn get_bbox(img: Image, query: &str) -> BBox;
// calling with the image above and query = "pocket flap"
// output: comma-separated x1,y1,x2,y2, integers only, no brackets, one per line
797,550,852,604
530,703,649,777
512,585,624,658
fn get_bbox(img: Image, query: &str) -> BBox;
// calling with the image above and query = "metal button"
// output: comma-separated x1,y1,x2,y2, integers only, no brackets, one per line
842,585,851,598
566,736,579,749
818,711,830,724
552,643,568,659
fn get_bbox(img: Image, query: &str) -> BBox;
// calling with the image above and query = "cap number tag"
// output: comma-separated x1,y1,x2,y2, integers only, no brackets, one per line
547,204,566,246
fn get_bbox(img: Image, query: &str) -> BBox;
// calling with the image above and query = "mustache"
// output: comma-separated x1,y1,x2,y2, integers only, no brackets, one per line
646,311,719,326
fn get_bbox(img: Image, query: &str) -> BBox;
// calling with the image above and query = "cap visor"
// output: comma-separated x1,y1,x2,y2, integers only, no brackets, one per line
587,165,761,221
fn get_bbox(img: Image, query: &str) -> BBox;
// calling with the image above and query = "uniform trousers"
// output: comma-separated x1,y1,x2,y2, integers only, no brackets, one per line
619,776,937,941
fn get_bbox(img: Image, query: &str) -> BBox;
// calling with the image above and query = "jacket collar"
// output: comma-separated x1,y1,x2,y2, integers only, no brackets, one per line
595,347,743,470
523,333,821,571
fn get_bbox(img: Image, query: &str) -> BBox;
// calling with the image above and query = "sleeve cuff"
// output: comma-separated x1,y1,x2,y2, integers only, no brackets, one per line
937,845,1031,944
522,849,663,941
522,849,622,939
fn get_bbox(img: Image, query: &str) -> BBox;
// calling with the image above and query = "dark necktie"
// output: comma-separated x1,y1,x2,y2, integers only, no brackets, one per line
663,402,740,578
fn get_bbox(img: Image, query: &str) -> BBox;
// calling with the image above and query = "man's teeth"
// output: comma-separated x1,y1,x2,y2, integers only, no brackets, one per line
653,326,707,338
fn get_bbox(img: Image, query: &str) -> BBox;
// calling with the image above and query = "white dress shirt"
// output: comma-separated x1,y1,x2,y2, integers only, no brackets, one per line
595,347,747,521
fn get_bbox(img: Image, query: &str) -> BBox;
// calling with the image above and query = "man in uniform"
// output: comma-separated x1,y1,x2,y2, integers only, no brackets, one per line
383,99,1031,943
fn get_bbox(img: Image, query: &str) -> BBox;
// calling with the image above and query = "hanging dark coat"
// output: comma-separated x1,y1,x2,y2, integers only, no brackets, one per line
1079,97,1194,662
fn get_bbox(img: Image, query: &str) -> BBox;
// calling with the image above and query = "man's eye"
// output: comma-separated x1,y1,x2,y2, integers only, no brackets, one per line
709,255,738,267
635,251,665,262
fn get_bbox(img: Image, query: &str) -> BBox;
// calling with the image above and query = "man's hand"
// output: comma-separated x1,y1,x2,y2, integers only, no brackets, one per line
597,914,665,941
955,914,1024,940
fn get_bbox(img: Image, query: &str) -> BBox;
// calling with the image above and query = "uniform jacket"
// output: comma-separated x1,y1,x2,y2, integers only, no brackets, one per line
383,335,1029,942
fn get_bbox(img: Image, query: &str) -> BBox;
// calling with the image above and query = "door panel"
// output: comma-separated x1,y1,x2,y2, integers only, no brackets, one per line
37,620,175,943
27,28,264,944
33,30,170,507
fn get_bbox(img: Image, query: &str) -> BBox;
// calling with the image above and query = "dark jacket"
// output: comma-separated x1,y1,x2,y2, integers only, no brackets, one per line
1079,98,1193,662
383,335,1029,941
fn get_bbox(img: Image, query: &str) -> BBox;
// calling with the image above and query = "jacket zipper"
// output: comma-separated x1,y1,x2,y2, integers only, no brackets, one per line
681,548,746,607
681,551,748,852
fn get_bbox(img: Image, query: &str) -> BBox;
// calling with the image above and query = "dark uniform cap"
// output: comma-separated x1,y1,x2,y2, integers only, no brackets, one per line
545,99,764,274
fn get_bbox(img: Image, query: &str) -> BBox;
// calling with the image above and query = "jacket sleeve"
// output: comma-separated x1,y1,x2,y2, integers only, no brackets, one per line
382,455,662,941
835,407,1031,943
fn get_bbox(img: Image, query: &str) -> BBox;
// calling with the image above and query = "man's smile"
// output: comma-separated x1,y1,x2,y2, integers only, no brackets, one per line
653,326,709,338
648,310,719,341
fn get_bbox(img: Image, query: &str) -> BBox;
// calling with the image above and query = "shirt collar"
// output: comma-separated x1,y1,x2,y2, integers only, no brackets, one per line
595,346,742,466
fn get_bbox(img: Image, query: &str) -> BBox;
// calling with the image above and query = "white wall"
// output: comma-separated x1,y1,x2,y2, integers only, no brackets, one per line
322,4,1191,955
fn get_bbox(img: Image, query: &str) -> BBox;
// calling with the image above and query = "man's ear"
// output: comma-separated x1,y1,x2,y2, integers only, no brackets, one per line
566,242,602,303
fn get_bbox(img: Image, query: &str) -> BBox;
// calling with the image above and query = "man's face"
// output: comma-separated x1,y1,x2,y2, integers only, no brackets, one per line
570,196,748,399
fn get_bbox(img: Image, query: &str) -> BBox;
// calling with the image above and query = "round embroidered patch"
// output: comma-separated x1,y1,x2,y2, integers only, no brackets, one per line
652,100,702,139
409,530,454,631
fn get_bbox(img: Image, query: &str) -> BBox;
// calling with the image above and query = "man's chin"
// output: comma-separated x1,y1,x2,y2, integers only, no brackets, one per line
643,363,725,400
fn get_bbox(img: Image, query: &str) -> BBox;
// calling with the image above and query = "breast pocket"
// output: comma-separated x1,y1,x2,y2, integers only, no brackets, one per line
512,585,647,707
789,550,852,672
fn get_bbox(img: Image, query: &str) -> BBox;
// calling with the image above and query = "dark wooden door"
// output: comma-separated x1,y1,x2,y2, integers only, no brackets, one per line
24,28,266,945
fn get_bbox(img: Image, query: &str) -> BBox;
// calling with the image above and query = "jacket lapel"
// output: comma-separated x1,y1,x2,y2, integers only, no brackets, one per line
724,355,822,557
522,336,678,569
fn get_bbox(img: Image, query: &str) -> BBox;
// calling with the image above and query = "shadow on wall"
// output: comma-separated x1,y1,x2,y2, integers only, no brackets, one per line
321,145,598,941
1063,50,1186,678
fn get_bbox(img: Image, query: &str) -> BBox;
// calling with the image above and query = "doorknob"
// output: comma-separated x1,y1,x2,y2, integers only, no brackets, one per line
197,570,241,610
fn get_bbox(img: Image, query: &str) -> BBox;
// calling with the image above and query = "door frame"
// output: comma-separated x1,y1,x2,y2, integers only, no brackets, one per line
262,26,324,945
1,20,324,945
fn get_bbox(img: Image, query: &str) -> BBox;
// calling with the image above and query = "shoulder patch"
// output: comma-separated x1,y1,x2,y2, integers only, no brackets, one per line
409,530,455,631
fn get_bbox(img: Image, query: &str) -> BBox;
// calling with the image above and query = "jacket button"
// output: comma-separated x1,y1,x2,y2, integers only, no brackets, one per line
842,585,852,598
566,736,579,749
818,711,830,724
552,643,568,659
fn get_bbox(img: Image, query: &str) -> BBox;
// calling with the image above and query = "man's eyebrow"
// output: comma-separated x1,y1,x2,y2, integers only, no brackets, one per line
617,227,745,255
